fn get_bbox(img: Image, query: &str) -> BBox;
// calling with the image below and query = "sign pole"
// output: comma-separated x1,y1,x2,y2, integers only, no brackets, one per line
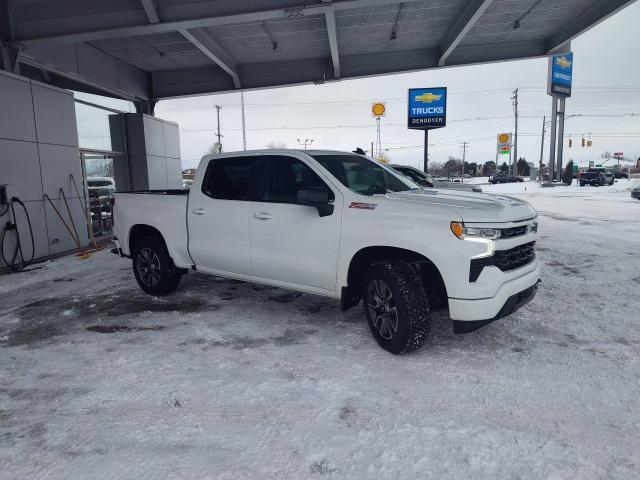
548,96,558,183
538,115,545,182
423,129,429,172
556,97,565,182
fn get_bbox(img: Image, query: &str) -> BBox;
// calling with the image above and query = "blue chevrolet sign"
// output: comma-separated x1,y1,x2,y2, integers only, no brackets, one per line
408,87,447,129
548,52,573,97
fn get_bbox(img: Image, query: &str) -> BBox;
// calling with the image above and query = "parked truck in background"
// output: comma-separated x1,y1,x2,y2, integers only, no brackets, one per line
112,150,540,354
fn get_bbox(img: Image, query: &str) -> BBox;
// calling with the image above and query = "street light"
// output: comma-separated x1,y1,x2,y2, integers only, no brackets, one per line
297,138,314,149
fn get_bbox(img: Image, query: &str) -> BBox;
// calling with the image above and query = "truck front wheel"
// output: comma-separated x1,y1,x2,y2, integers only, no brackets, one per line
363,260,431,354
132,235,181,296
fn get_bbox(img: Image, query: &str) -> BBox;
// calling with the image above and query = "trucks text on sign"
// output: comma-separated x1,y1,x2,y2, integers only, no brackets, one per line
408,87,447,129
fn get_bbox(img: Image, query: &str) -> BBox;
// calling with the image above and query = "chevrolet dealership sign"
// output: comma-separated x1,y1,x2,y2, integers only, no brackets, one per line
548,52,573,97
408,87,447,129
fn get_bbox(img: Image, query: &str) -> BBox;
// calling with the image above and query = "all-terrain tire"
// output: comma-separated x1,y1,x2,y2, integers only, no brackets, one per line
363,260,431,354
132,235,181,296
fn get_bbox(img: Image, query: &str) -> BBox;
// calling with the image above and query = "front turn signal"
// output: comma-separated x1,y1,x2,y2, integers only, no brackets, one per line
450,221,464,239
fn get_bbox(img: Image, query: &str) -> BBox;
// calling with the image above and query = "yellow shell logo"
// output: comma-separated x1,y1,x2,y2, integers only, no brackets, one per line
372,103,386,117
498,133,509,144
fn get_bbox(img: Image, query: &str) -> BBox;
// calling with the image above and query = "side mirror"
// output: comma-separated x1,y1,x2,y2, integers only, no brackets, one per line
297,187,334,217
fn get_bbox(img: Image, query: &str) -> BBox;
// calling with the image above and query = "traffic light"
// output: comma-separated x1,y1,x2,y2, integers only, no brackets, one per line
569,138,572,147
581,137,586,147
587,140,592,147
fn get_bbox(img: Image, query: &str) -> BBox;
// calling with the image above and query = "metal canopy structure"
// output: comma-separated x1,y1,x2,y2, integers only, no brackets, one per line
1,0,636,103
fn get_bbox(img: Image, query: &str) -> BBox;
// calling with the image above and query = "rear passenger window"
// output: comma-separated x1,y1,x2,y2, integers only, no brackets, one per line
202,157,255,200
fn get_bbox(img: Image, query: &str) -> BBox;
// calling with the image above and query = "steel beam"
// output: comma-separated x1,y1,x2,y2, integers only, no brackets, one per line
17,0,409,47
546,0,637,53
325,8,340,78
140,0,160,24
153,40,548,99
438,0,494,66
179,28,241,89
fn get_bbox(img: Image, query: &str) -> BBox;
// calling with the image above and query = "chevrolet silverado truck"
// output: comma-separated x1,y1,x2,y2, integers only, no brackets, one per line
112,150,540,354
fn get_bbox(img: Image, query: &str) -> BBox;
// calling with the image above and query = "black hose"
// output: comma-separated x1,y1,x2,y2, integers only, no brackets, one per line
1,197,35,272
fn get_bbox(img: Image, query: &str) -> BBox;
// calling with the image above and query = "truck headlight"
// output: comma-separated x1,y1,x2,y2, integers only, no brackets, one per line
450,222,501,240
450,221,497,259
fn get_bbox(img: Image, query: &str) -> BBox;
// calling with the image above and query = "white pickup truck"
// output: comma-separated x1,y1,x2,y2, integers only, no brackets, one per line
112,149,539,354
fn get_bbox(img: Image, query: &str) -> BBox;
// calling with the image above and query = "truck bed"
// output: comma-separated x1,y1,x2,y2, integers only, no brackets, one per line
112,190,192,269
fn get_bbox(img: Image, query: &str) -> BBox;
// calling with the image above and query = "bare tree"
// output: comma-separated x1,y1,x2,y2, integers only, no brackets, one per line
266,141,287,149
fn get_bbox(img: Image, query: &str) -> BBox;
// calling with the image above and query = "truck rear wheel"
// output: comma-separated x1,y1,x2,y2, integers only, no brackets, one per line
363,260,431,354
132,235,181,296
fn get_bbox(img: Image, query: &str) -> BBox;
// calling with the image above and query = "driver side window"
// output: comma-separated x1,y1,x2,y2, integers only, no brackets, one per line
262,156,334,204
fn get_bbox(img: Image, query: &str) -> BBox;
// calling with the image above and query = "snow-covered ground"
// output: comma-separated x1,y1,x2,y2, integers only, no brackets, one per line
1,181,639,479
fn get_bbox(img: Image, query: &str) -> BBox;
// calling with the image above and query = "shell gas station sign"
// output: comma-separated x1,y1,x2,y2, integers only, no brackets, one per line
497,132,512,155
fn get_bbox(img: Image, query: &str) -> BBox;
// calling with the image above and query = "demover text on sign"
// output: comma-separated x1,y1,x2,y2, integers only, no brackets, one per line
408,87,447,130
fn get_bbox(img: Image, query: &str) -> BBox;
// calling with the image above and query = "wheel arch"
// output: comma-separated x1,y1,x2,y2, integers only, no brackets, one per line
128,224,166,254
340,245,448,311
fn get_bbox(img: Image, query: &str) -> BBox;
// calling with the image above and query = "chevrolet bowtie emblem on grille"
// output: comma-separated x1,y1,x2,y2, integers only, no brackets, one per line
415,92,442,103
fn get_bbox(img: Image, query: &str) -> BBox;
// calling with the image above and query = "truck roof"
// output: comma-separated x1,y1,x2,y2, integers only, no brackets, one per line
203,149,367,160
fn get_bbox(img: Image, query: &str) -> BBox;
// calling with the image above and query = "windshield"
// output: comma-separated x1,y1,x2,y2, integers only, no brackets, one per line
396,167,428,184
311,154,417,195
88,180,113,187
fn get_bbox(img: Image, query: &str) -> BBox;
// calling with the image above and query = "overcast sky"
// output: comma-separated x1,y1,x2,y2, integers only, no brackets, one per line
153,1,640,170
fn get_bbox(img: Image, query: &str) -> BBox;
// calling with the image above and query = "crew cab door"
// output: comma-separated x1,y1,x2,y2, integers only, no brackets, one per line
250,155,343,291
187,155,259,275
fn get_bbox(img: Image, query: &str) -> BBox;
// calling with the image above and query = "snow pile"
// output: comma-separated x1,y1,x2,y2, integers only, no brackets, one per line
1,187,639,479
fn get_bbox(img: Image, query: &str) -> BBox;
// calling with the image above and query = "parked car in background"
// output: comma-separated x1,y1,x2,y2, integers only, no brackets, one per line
614,170,629,179
113,149,539,354
631,185,640,200
389,165,482,192
87,176,116,197
590,167,615,185
489,173,524,184
87,176,116,234
579,167,614,186
578,171,605,186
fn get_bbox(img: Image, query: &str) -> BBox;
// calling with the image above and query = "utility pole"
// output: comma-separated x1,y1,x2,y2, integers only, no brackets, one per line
461,142,469,179
240,93,247,151
538,115,545,182
512,88,518,175
215,105,222,152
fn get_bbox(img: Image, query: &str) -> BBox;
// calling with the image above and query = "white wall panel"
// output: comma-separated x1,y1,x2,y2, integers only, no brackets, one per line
32,83,79,147
146,155,169,189
143,115,166,157
0,139,43,202
0,72,37,142
38,143,82,199
163,121,181,159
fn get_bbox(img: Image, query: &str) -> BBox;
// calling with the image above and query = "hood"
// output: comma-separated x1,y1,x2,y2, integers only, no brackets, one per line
384,189,536,223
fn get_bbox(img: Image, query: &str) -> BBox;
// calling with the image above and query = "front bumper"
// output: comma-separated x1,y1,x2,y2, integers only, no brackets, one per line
448,259,540,325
